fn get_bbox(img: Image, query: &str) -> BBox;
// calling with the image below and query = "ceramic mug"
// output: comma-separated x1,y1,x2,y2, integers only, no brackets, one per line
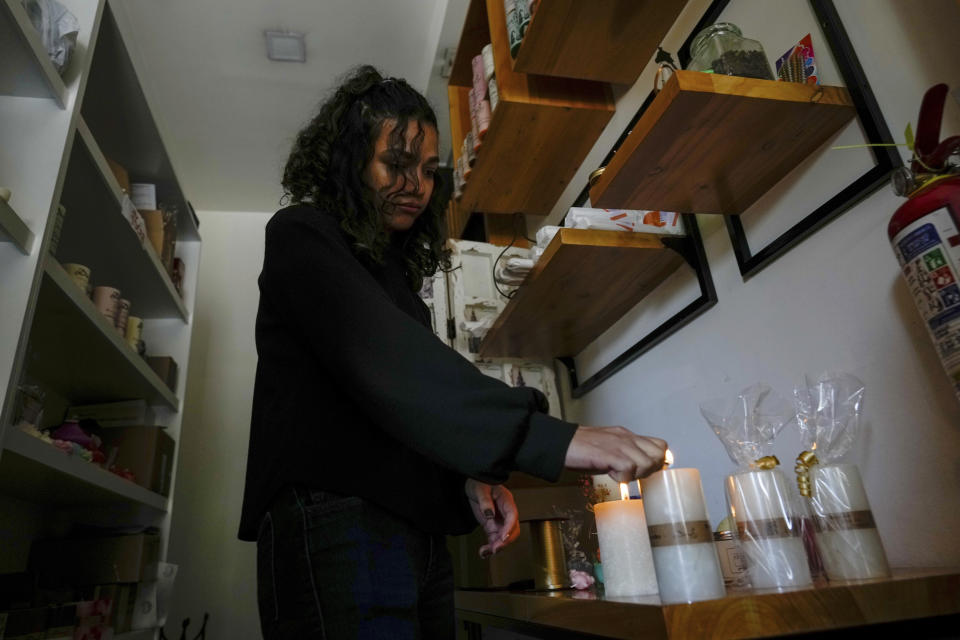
115,298,132,333
92,286,121,323
62,263,91,295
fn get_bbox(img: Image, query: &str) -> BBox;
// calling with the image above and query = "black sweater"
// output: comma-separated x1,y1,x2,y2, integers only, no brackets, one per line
238,205,579,540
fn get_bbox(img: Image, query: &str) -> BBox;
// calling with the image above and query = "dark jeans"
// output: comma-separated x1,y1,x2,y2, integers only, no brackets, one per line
256,485,455,639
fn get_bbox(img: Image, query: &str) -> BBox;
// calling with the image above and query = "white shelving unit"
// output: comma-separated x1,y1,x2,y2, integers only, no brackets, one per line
0,198,34,254
0,1,201,636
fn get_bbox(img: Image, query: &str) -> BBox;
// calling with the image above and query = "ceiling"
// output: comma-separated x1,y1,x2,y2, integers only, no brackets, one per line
111,0,468,214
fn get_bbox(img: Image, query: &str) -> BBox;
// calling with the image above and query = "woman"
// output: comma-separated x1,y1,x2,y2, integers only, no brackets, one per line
238,65,667,639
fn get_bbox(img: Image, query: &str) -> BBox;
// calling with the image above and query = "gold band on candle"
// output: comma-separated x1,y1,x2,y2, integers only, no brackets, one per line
814,510,877,533
736,517,799,541
647,520,712,548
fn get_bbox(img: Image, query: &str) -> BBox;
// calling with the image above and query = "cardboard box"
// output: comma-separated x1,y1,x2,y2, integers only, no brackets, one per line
0,606,46,639
100,427,175,497
146,357,178,393
29,535,159,588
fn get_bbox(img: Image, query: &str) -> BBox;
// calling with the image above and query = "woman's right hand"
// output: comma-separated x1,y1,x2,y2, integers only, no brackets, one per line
564,426,667,482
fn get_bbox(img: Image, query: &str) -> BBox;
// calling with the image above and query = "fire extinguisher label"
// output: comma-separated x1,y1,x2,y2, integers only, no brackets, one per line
893,206,960,396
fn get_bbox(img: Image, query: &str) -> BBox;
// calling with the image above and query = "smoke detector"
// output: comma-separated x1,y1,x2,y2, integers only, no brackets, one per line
264,30,306,62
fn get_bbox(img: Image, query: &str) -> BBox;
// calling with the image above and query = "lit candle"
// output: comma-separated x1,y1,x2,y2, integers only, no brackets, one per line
594,481,658,597
640,457,726,604
809,463,890,581
726,469,813,589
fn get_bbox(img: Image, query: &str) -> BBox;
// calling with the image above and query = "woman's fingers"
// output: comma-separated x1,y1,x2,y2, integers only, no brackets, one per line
564,426,668,481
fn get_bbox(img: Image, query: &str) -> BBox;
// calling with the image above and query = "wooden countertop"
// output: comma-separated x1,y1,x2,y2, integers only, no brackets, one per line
455,568,960,639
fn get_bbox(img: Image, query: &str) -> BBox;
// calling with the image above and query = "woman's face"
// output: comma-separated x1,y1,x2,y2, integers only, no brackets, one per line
364,118,440,233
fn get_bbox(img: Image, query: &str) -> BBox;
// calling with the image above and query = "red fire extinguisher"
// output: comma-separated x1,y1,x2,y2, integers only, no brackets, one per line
888,84,960,401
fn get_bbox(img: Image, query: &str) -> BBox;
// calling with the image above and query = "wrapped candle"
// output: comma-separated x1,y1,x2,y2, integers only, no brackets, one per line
640,467,725,603
726,468,812,589
594,482,658,597
794,373,890,581
702,383,813,591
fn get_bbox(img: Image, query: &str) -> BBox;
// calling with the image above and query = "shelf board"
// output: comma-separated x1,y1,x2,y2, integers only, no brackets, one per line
448,0,614,218
512,0,689,85
0,197,34,254
479,229,685,359
0,0,67,106
26,260,179,409
0,427,167,511
456,568,960,639
54,119,188,321
80,3,199,241
590,70,857,215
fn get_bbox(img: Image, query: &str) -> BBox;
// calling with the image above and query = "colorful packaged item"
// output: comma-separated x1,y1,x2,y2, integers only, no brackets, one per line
776,34,819,85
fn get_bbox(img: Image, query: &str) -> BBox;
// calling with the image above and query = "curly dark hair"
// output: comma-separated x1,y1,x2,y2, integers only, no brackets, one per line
282,65,450,291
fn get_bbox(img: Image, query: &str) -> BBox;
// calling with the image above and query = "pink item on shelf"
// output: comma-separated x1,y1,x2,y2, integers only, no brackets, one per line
569,569,595,590
52,421,94,448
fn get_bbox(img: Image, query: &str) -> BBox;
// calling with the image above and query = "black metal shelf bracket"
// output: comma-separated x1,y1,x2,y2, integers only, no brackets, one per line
561,213,717,398
680,0,903,280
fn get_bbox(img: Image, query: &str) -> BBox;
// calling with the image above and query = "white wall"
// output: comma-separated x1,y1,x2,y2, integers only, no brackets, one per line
164,210,269,639
557,0,960,568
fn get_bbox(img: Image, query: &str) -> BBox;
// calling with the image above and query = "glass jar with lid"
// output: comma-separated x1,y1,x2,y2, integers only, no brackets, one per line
687,22,774,80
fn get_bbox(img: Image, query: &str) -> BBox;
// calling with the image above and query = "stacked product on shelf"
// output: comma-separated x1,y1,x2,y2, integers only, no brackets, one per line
454,44,497,201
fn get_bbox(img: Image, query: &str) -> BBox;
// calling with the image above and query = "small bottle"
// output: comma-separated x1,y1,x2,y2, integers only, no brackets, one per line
687,22,774,80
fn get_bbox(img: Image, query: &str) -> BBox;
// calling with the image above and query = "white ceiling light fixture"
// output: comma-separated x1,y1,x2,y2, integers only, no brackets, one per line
264,30,306,63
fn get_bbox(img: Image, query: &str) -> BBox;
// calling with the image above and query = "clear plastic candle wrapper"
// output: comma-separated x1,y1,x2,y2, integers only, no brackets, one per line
701,383,812,590
794,373,890,581
594,481,658,597
640,466,726,603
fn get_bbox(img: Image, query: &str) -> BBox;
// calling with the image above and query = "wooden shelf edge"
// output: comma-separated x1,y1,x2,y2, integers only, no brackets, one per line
75,118,189,322
511,0,689,86
4,427,168,511
44,259,180,410
590,70,856,214
0,198,35,254
3,0,68,107
478,229,683,359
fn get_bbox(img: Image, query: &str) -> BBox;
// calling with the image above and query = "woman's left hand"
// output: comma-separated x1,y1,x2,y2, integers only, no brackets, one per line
465,479,520,559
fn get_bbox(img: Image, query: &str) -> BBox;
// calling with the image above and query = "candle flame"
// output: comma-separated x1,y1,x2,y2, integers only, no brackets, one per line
664,449,674,468
619,482,630,501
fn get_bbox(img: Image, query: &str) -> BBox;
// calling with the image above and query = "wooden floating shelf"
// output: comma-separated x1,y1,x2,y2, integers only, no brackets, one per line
479,229,686,359
0,0,67,106
456,568,960,639
60,119,188,321
0,427,167,511
27,260,179,410
0,197,34,254
448,0,614,225
512,0,689,85
590,70,857,215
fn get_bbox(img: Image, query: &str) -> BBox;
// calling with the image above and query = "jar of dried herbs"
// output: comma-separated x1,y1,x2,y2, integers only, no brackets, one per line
688,23,774,80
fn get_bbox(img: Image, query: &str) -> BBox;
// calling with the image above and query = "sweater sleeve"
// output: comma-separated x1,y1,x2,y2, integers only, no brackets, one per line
261,208,578,484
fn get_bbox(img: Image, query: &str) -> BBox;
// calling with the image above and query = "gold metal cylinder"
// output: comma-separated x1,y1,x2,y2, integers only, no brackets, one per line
527,518,569,590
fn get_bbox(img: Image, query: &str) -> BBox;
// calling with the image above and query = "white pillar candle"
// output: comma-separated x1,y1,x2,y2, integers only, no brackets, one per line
726,469,812,590
640,468,726,603
594,491,658,597
591,474,620,503
809,463,890,581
